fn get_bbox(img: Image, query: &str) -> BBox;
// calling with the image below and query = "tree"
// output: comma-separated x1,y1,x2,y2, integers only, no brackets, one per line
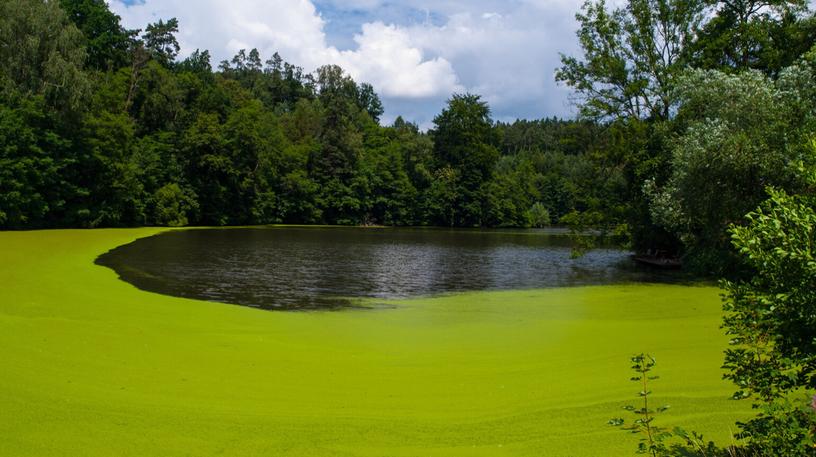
123,18,181,112
425,166,459,226
0,0,93,229
646,50,816,273
557,0,705,120
80,110,146,227
555,0,710,256
688,0,810,74
126,61,185,134
355,125,416,225
310,65,366,224
182,113,232,225
153,183,197,227
721,152,816,455
357,83,384,123
527,202,552,228
483,155,537,227
177,49,212,75
222,100,288,224
143,18,180,66
0,0,90,113
430,94,500,226
59,0,135,71
0,99,72,228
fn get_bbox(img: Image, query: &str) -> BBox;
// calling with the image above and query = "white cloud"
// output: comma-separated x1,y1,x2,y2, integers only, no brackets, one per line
402,6,580,121
109,0,460,100
321,0,384,9
332,23,462,98
109,0,585,125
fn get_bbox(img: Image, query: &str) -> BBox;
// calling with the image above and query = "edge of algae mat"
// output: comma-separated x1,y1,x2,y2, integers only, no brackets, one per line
0,228,750,457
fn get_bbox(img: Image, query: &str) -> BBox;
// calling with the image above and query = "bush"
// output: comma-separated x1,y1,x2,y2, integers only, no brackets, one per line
152,183,197,227
720,152,816,455
526,202,551,228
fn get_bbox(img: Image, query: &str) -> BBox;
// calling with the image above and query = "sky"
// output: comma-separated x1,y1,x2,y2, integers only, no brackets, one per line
108,0,586,127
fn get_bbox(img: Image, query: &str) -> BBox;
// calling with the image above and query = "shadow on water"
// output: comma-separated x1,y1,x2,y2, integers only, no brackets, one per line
96,226,694,311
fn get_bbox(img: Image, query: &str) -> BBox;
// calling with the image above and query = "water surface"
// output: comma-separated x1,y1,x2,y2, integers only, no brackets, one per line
97,227,685,310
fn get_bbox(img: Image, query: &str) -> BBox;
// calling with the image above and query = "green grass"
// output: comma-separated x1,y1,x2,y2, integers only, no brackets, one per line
0,229,749,456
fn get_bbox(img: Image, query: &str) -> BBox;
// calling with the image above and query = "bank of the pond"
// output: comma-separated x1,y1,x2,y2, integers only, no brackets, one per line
0,229,748,457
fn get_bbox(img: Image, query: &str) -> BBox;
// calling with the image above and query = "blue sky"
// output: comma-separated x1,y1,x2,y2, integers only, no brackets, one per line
110,0,584,127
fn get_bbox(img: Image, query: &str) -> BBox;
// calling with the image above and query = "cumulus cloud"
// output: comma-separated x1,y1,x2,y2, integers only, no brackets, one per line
109,0,460,100
401,5,580,122
110,0,584,125
332,23,462,98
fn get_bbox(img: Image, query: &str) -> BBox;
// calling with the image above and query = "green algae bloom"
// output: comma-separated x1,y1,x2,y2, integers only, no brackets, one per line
0,229,749,456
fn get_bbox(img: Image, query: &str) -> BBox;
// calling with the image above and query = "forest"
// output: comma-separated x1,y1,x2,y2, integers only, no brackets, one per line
2,0,815,275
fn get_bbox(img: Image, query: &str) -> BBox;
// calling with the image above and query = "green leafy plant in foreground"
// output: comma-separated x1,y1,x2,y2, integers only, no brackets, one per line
609,354,732,457
609,354,673,456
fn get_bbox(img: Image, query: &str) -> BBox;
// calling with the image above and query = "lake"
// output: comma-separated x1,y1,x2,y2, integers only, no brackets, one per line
96,226,686,310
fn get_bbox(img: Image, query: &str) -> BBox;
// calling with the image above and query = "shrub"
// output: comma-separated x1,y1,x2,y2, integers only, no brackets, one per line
153,183,197,227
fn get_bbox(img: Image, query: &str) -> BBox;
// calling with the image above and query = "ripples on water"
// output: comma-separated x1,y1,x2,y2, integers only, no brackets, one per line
96,227,686,310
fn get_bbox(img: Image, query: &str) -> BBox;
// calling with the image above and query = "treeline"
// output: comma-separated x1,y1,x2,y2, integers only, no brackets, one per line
2,0,816,276
0,0,617,232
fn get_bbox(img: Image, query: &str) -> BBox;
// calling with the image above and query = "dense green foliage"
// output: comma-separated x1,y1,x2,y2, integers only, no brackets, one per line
0,0,618,231
559,0,816,274
646,57,816,273
719,155,816,455
689,0,814,75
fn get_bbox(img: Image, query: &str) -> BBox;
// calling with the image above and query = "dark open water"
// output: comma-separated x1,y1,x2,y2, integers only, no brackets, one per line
96,227,685,310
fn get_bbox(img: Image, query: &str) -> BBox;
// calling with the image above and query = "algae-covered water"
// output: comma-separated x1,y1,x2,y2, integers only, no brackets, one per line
0,229,749,456
96,227,686,309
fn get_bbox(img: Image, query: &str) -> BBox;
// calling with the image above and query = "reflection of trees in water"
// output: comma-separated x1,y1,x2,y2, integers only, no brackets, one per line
97,227,686,310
